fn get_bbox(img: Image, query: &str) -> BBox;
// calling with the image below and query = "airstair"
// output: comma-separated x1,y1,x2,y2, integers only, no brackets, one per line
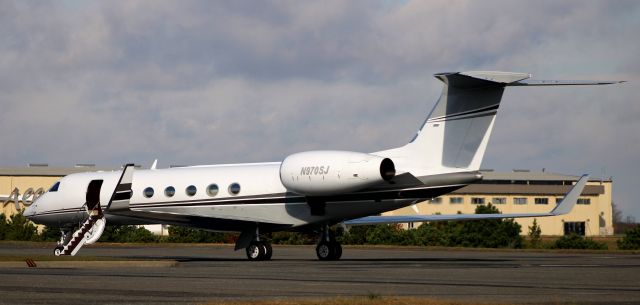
55,179,106,256
55,204,104,256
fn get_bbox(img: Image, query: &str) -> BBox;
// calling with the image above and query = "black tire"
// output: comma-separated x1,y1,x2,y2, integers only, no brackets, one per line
316,241,334,260
54,246,64,256
261,241,273,260
331,242,342,260
246,242,265,260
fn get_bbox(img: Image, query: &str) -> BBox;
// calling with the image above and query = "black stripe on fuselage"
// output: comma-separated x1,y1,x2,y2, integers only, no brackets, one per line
129,184,466,209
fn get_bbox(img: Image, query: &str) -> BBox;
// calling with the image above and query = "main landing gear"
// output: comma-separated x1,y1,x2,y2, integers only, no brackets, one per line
246,240,273,261
243,227,273,261
240,225,343,261
316,225,342,261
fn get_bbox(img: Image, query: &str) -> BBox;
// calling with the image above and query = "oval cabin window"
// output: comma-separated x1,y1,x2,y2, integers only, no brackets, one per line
143,187,154,198
207,184,219,197
165,186,175,197
228,183,241,195
186,185,197,196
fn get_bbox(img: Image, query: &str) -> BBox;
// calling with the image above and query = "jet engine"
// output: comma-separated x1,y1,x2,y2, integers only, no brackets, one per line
279,151,395,196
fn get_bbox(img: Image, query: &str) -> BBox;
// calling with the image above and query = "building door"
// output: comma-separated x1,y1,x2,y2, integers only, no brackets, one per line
563,221,585,236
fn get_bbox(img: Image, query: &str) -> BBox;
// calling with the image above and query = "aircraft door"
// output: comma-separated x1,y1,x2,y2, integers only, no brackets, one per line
86,180,103,210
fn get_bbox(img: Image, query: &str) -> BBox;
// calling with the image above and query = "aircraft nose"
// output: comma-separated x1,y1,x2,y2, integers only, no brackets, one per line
23,204,36,218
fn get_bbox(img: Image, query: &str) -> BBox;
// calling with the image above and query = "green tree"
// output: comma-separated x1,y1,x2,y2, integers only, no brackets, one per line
100,225,159,243
617,225,640,250
4,213,40,241
39,226,62,242
167,226,227,243
0,214,7,240
528,219,542,248
449,204,523,248
412,223,448,246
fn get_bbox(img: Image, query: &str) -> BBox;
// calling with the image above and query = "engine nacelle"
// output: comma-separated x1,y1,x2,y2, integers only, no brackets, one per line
279,150,395,196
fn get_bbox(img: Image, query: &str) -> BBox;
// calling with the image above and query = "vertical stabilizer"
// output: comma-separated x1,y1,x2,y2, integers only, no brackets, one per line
376,71,530,176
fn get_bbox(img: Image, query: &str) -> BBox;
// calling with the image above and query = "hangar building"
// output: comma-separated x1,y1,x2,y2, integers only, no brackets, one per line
1,166,613,236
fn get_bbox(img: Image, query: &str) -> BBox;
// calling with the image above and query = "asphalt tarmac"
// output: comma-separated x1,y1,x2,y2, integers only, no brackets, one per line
1,243,639,304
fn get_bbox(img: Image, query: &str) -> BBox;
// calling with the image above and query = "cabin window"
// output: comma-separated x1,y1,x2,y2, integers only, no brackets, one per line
165,186,175,197
228,183,241,195
207,184,219,197
143,187,154,198
48,181,60,192
186,185,197,196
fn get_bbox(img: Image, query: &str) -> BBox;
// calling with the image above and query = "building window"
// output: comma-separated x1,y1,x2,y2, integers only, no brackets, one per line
164,186,175,197
564,222,586,236
228,183,241,195
143,187,154,198
186,185,197,196
207,184,219,197
471,197,485,204
556,197,564,204
535,198,549,205
514,197,527,205
429,197,442,204
492,197,506,204
408,222,414,229
577,198,591,205
450,197,463,204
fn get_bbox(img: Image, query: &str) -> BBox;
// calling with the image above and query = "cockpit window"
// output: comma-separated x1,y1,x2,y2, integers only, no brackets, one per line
48,181,60,192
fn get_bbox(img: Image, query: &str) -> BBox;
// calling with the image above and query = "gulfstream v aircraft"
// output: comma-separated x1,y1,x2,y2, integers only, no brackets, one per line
24,71,619,260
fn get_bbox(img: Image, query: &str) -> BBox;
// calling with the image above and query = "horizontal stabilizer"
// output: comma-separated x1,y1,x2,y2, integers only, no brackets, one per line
345,175,589,226
509,80,624,86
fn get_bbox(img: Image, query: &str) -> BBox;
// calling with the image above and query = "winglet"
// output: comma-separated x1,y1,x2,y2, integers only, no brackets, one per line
151,159,158,170
550,175,589,216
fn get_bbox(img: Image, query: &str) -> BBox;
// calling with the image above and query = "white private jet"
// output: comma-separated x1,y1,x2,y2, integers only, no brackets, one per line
24,71,620,260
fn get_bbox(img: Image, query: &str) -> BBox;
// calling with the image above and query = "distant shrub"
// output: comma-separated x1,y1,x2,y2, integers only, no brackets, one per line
166,226,232,243
271,231,315,245
100,225,160,243
617,225,640,250
551,234,607,250
0,213,40,241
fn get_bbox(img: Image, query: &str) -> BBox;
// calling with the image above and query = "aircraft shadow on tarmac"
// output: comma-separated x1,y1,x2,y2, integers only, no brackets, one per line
118,255,511,263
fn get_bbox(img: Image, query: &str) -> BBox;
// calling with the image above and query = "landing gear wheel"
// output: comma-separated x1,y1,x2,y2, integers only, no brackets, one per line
331,242,342,260
246,241,265,261
261,241,273,260
54,246,63,257
316,241,334,260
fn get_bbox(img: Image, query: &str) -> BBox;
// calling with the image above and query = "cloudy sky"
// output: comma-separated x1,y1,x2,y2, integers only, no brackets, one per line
1,1,639,218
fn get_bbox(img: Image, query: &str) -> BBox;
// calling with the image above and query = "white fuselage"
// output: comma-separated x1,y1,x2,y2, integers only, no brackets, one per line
25,162,417,231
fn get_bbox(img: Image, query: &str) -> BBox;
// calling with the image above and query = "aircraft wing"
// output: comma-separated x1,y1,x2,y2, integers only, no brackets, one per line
344,175,588,226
